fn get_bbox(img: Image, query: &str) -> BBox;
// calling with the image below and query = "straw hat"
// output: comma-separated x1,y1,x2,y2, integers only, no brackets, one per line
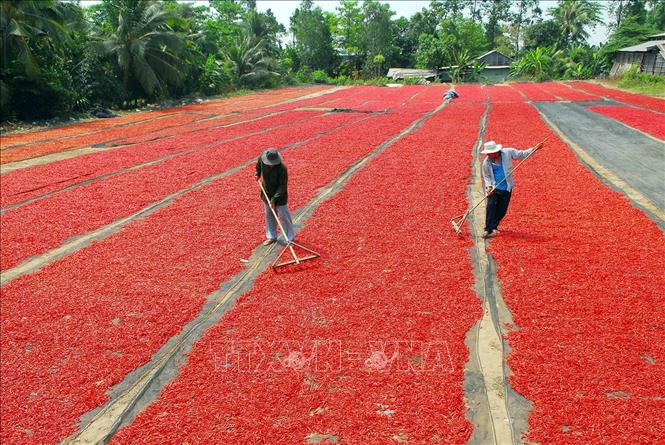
480,141,502,154
261,148,282,165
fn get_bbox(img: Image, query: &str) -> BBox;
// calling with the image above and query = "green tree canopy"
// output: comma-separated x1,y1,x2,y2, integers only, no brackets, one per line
523,19,560,50
550,0,604,48
481,0,511,49
392,16,413,66
430,0,467,21
1,0,87,119
600,16,658,59
415,17,486,69
333,0,362,57
608,0,649,30
360,0,396,74
226,32,277,86
91,0,184,98
438,17,487,60
290,0,336,73
646,0,665,29
243,9,284,55
508,0,542,56
394,7,437,67
415,33,445,69
1,0,82,80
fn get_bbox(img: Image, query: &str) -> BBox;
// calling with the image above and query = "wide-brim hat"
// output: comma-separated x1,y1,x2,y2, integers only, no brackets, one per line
481,141,502,154
261,148,282,166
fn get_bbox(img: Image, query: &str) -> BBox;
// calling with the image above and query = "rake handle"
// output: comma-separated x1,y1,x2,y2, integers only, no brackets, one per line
456,191,490,222
485,137,547,194
258,179,299,262
258,178,287,234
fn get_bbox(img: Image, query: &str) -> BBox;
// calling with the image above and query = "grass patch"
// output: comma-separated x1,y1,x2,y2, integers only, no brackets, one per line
602,79,665,97
601,67,665,97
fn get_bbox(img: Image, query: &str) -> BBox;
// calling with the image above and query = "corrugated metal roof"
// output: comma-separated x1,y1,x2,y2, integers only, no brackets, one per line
475,49,513,63
619,40,665,52
439,65,510,70
476,50,496,60
386,68,437,79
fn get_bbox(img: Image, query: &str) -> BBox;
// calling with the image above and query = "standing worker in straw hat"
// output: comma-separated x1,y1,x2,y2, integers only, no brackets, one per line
255,148,295,246
480,140,545,239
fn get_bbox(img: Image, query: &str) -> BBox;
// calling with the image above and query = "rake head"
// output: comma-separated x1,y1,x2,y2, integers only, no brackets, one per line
272,241,321,269
450,217,464,235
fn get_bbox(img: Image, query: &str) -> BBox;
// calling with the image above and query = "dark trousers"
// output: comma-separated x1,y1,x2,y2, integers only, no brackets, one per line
485,189,512,233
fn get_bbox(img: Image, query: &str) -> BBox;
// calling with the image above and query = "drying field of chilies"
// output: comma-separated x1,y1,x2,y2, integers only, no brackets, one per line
1,82,663,444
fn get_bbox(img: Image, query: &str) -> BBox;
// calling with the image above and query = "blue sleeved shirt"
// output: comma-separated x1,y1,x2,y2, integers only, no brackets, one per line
481,147,535,191
490,159,508,190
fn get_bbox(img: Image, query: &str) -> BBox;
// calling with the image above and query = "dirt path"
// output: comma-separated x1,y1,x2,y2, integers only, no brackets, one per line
463,102,531,445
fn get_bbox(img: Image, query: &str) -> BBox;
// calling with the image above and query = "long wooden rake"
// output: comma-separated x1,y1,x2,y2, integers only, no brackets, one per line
451,138,547,235
258,180,320,269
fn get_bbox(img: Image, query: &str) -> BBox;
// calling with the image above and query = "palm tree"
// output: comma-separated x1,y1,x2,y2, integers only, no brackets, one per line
550,0,603,48
244,11,269,45
1,0,82,78
226,33,278,87
242,10,284,57
1,0,82,115
93,0,183,98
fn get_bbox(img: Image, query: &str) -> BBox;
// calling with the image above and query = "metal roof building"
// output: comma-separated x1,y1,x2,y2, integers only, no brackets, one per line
386,68,437,81
439,50,514,82
610,34,665,77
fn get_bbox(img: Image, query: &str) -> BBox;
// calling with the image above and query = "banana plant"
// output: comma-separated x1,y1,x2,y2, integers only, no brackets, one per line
448,49,486,83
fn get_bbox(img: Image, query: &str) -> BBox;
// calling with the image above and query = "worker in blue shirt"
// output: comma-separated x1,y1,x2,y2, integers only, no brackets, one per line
480,140,544,238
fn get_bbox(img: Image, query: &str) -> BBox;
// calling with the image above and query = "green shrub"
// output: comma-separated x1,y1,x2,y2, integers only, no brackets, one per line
311,70,331,84
283,74,299,86
615,65,664,95
10,78,73,120
399,77,425,85
331,75,352,85
511,45,610,81
199,55,234,96
330,76,391,86
510,46,565,81
0,80,13,121
620,65,664,84
295,68,312,83
362,77,391,86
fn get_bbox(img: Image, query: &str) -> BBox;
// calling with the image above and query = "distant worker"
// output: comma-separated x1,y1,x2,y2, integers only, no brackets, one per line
443,90,459,100
480,140,545,238
255,148,295,245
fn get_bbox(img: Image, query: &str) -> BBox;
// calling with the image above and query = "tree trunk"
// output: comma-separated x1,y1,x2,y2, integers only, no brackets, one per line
123,65,129,98
516,23,521,57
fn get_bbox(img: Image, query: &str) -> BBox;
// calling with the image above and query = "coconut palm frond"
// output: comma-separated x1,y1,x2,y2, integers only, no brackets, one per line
95,0,183,98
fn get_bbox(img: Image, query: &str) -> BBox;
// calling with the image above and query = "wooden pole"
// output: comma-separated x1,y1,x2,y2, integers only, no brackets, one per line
258,179,299,264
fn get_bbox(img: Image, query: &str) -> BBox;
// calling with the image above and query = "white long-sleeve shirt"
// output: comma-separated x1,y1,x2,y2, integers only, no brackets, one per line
481,147,534,192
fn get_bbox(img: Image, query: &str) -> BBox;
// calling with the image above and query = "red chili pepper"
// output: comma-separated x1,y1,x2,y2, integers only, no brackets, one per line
570,81,665,112
589,105,665,140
